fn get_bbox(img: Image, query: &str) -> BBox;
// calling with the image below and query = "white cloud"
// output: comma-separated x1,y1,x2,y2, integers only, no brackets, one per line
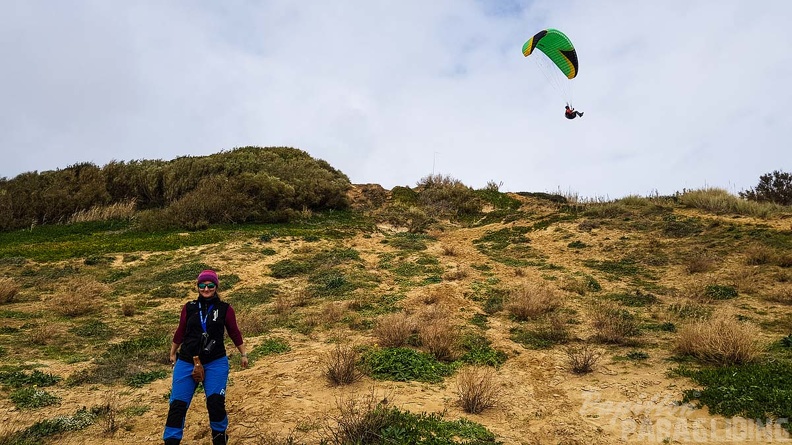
1,0,790,198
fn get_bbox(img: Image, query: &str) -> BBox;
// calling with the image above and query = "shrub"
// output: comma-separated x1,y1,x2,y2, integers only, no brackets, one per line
418,319,459,361
762,284,792,305
373,312,416,348
592,305,640,344
456,366,501,414
506,281,561,321
324,344,362,386
324,391,500,445
675,312,763,365
415,174,483,217
52,276,110,317
739,170,792,205
360,347,454,383
565,343,602,374
0,278,19,304
685,253,717,274
10,387,61,409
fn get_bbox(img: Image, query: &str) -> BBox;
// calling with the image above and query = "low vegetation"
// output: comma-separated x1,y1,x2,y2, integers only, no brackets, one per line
0,159,790,443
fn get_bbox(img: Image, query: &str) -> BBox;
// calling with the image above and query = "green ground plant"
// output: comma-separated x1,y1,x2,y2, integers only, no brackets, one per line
676,360,792,432
360,347,456,383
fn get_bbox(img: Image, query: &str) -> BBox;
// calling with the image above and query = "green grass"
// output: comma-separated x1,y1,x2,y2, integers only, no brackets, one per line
0,211,375,262
675,360,792,432
251,337,291,359
1,407,96,444
360,347,456,383
607,290,659,307
458,334,508,368
126,370,169,388
705,284,738,300
10,387,61,409
0,369,61,388
351,407,503,445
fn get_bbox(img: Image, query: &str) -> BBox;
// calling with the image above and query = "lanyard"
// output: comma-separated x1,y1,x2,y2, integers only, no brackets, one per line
198,301,215,334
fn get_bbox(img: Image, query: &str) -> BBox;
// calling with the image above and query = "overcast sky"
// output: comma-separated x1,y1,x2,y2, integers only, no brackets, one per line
2,1,790,199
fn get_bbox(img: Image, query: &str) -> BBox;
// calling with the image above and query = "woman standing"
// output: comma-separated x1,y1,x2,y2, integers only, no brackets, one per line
163,270,248,445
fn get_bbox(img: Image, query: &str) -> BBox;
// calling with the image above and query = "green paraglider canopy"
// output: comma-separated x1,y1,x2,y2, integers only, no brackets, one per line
522,28,578,79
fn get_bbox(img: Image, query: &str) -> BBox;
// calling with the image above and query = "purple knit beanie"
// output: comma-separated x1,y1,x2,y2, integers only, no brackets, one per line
197,269,219,287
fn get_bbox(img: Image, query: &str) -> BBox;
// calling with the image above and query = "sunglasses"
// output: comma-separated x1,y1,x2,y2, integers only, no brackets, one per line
198,283,216,290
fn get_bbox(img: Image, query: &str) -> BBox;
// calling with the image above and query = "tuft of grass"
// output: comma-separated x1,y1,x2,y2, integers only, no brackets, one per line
51,276,109,317
373,312,416,348
675,312,763,365
251,337,291,358
592,305,641,344
505,281,561,321
678,187,777,218
510,315,570,349
0,278,19,304
456,366,501,414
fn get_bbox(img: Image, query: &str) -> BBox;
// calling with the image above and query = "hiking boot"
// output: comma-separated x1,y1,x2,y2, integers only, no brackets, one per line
212,431,229,445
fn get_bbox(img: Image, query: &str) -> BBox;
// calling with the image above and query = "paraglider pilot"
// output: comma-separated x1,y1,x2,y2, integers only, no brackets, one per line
565,104,584,119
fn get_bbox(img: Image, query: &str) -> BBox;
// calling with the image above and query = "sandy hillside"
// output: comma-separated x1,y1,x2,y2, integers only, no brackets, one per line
2,190,791,445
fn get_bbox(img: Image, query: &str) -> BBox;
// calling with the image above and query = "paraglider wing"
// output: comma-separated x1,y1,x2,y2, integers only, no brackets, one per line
522,28,578,79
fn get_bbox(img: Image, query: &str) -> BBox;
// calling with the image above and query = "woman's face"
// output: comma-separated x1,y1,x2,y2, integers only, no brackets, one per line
198,281,217,298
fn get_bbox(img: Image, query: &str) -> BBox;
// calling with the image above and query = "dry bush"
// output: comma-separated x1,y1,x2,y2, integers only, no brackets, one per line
514,268,526,277
0,278,19,304
237,309,271,336
675,311,763,365
441,245,458,256
539,313,571,344
565,343,603,374
455,366,501,414
685,253,717,274
591,304,640,344
762,284,792,304
373,312,416,347
506,281,562,321
325,389,393,445
744,244,776,266
324,344,362,386
443,266,469,281
31,323,60,346
99,391,120,436
418,318,459,361
272,295,294,317
321,301,349,325
52,277,109,317
121,301,136,317
560,276,589,296
729,267,762,295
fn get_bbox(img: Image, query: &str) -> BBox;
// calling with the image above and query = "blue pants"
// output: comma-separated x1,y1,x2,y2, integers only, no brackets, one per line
163,356,229,442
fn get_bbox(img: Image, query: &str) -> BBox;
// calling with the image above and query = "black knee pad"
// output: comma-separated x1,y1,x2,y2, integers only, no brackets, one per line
165,399,188,428
206,393,227,422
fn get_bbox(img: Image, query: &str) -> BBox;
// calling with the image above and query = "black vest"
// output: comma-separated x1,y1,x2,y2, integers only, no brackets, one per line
178,296,230,364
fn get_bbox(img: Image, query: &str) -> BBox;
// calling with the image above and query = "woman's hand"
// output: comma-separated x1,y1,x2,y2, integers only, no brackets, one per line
240,354,249,368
